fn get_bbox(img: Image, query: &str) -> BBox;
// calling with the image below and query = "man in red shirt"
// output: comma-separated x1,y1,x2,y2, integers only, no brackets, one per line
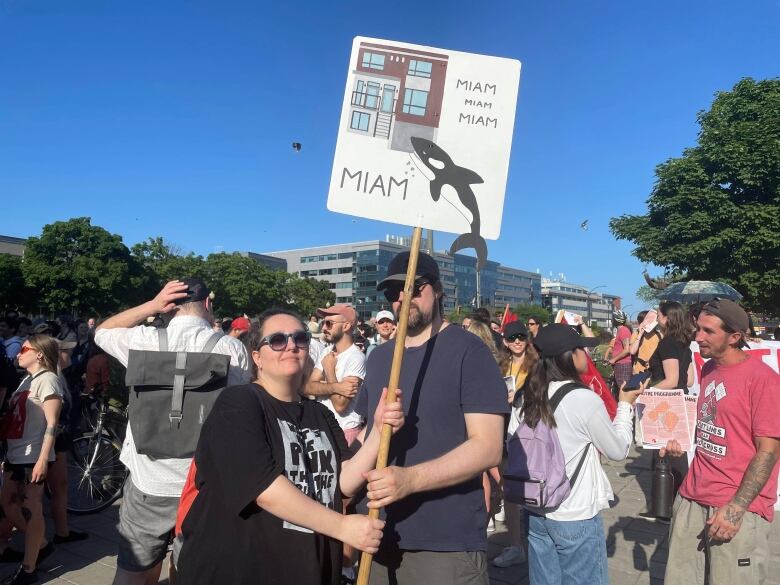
661,299,780,585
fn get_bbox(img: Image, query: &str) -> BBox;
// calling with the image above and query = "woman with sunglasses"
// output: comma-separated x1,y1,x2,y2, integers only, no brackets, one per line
492,321,539,568
176,308,404,585
0,334,62,585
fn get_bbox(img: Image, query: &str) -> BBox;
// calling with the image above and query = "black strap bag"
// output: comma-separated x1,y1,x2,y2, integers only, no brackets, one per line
125,328,230,458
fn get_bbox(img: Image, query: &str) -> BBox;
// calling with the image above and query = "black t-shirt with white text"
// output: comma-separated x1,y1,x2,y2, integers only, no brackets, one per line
177,384,351,585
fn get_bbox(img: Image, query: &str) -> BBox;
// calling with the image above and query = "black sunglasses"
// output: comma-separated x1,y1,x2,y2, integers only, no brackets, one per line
505,334,527,342
383,281,430,303
259,330,311,351
527,321,538,326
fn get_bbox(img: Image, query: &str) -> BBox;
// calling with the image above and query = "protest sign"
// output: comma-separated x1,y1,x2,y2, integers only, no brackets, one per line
327,39,522,585
328,37,521,270
636,389,693,450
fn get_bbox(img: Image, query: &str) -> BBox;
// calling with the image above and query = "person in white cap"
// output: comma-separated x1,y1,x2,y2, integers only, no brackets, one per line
367,310,396,357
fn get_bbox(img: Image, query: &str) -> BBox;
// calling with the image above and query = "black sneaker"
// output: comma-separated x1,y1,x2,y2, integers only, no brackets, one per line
35,542,54,564
53,531,88,544
1,565,38,585
0,549,24,563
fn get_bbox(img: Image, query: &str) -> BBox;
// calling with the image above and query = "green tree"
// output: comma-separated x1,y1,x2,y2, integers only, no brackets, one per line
131,237,206,296
0,254,37,313
22,217,140,315
204,253,285,317
610,78,780,314
635,284,664,305
512,303,552,325
282,274,336,318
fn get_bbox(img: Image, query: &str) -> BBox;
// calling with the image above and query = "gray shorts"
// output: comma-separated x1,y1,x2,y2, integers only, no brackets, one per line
665,495,771,585
117,476,180,572
368,549,488,585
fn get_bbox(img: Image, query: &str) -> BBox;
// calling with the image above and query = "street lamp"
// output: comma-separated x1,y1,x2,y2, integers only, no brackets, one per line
586,285,606,327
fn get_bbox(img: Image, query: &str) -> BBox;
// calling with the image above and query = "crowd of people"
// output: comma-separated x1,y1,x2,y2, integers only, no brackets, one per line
0,252,778,585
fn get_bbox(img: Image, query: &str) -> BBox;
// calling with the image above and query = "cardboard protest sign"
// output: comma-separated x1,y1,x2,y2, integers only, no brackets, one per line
328,37,521,270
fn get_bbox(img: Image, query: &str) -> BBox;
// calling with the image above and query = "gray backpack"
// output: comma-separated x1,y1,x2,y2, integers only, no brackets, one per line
125,328,230,459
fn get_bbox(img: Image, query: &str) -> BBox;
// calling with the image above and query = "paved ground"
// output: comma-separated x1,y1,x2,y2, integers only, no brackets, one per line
3,447,778,584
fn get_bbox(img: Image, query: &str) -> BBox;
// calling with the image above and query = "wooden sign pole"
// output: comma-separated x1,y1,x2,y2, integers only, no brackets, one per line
356,225,423,585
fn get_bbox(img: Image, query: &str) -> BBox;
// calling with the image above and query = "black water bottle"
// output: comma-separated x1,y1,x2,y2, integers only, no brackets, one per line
651,455,674,519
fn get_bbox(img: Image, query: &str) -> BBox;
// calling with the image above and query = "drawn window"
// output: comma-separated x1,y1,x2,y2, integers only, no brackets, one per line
402,89,428,116
408,60,432,78
365,82,380,109
351,111,370,132
361,52,385,70
352,80,365,106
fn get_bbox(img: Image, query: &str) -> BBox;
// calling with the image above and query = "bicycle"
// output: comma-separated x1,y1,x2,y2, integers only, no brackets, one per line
66,394,128,514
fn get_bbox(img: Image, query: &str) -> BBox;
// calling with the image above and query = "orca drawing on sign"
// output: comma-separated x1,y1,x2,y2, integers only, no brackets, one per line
409,137,488,270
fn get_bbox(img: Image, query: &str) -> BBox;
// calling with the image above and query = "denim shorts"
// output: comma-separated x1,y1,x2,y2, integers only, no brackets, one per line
527,512,608,585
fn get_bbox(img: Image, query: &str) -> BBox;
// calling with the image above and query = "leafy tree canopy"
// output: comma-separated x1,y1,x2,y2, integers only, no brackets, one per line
610,78,780,315
0,254,36,313
512,303,552,325
22,217,141,315
282,274,336,319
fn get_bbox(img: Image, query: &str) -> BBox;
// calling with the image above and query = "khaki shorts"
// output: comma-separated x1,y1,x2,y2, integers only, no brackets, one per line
368,549,488,585
665,495,771,585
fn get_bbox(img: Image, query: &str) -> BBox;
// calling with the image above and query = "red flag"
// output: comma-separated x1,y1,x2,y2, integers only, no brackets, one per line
499,304,518,333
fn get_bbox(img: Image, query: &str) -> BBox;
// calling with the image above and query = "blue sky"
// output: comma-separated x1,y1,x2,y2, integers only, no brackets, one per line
2,0,778,314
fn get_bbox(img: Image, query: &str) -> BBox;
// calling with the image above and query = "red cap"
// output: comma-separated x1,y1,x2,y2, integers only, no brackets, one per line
316,304,357,326
230,317,252,332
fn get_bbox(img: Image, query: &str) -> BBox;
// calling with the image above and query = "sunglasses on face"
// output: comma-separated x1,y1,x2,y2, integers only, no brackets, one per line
321,319,345,329
18,345,36,355
527,322,538,327
383,281,430,304
506,334,527,342
259,330,311,351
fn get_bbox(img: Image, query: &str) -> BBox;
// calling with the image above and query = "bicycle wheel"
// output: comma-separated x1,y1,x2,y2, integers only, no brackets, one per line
67,434,127,515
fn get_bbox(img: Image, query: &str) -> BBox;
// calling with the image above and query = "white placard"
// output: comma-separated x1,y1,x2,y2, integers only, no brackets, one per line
327,37,521,266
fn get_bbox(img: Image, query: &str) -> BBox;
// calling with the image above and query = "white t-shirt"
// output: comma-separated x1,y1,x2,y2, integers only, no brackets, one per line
509,380,634,521
6,370,63,464
95,316,251,497
314,343,366,430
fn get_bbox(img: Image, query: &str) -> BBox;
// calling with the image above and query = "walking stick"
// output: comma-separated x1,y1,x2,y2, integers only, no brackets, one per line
356,226,423,585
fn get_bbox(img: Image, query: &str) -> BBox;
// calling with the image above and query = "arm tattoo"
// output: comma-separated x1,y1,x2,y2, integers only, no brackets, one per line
44,426,57,437
731,450,780,511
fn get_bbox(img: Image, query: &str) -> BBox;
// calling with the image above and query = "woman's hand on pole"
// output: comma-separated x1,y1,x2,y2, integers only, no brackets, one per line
338,514,385,553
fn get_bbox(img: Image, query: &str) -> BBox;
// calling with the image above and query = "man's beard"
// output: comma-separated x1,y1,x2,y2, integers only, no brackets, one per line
327,328,344,345
407,304,435,336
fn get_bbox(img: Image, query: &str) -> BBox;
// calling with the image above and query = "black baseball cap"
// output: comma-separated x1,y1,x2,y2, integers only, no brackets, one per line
533,323,599,358
174,278,211,305
503,321,528,339
377,251,440,291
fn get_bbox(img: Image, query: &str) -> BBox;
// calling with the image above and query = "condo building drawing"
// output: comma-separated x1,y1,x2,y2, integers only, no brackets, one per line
347,41,448,152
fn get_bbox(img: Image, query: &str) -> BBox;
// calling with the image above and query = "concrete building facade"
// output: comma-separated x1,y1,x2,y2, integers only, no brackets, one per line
541,279,621,329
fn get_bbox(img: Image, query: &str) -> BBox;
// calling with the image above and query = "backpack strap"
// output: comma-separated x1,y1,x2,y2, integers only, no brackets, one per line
549,381,592,489
200,332,223,354
548,382,583,412
157,328,169,352
170,350,187,427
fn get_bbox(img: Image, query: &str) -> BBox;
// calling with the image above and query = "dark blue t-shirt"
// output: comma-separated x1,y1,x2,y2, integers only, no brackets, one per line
355,324,510,552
